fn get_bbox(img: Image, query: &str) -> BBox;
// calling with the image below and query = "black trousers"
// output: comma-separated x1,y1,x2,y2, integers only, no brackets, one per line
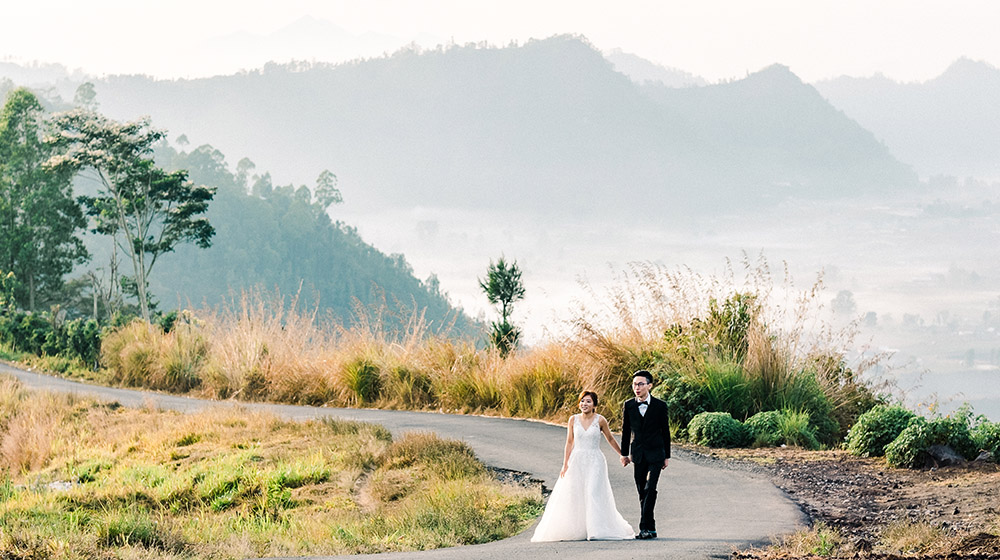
633,457,664,532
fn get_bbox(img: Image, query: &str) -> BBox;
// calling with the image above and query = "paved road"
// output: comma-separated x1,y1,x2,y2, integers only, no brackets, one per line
2,363,807,559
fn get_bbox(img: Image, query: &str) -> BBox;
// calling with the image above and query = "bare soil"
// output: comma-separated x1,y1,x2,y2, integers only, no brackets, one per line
685,446,1000,559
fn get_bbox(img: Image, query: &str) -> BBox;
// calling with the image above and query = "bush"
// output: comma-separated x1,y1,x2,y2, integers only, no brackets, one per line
101,320,207,392
845,405,917,457
343,358,381,404
972,420,1000,461
657,373,708,440
776,372,840,446
687,411,749,448
745,410,783,447
745,409,821,449
0,312,103,366
884,415,979,468
699,360,755,422
777,409,821,450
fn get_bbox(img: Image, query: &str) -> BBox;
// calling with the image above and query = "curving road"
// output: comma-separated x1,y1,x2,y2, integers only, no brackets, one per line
2,362,807,559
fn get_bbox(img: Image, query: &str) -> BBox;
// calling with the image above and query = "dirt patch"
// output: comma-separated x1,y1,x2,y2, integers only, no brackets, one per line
683,445,1000,558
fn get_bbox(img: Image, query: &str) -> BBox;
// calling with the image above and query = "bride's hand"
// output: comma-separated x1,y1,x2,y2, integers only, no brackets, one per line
559,465,568,478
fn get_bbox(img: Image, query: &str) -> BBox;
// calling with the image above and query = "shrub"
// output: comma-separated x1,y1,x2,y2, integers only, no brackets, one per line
657,373,708,440
687,411,749,448
745,410,783,447
745,409,821,449
845,405,917,457
776,409,821,450
342,358,381,405
774,371,840,446
0,312,102,366
383,365,435,408
884,415,979,468
972,420,1000,461
698,360,755,422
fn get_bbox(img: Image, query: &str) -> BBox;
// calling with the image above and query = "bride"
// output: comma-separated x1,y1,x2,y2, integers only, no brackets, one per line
531,390,635,542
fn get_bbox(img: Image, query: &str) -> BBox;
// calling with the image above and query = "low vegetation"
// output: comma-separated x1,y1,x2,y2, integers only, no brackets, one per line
6,260,883,446
6,258,997,470
0,377,540,559
845,403,1000,468
11,258,963,463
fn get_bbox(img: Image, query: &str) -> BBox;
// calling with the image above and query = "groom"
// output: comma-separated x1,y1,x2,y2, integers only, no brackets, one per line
620,370,671,540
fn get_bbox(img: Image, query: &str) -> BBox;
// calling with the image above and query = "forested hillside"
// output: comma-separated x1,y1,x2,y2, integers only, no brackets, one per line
146,143,475,337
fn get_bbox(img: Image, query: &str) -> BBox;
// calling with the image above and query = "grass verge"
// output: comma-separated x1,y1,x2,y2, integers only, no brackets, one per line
0,376,541,559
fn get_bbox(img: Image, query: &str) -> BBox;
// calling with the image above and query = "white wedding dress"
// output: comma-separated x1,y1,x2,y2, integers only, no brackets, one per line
530,414,635,541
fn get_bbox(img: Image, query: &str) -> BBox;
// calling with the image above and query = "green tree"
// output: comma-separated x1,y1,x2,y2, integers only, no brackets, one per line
478,257,525,356
831,290,856,315
235,157,255,193
0,88,88,311
46,109,216,323
315,169,342,210
0,270,16,315
73,82,99,110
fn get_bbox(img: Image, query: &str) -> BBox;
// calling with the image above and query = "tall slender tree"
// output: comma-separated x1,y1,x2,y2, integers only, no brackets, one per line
0,88,88,311
479,257,525,356
46,109,215,323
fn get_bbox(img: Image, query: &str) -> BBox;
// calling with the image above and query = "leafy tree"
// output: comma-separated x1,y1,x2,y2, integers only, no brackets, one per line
0,88,88,311
45,110,216,323
831,290,857,315
479,257,525,356
251,171,273,198
315,169,342,209
235,157,255,193
73,82,98,110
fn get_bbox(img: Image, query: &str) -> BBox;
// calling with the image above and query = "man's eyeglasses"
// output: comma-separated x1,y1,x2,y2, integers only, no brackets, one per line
632,382,648,387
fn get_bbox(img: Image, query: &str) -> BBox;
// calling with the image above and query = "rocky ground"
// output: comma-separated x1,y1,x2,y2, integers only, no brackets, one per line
684,446,1000,559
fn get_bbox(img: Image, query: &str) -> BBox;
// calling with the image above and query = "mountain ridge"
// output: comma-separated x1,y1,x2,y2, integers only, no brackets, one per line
62,36,917,221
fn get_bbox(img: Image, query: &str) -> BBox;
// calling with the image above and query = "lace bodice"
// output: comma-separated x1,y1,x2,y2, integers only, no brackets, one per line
573,414,604,452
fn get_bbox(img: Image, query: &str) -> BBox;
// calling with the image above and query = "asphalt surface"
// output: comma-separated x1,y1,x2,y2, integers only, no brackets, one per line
1,362,807,559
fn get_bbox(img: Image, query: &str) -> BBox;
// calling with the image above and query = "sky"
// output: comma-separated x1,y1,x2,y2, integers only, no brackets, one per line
2,0,999,83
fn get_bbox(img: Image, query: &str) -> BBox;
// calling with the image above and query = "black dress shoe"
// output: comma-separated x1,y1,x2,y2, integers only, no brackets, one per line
648,530,657,538
636,530,653,539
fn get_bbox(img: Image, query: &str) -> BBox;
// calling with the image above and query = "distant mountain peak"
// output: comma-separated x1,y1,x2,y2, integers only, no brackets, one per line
934,57,1000,84
737,64,808,93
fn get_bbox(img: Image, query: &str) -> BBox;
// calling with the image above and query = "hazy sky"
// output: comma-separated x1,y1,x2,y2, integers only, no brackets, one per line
3,0,998,83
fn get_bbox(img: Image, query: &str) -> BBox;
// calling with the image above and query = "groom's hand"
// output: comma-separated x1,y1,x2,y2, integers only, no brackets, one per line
620,456,631,467
662,459,669,469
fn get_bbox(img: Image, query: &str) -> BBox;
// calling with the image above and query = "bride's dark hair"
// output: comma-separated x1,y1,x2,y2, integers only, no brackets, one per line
579,390,599,408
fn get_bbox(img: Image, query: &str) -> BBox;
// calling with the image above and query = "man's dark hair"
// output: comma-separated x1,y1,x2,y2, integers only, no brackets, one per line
633,370,653,384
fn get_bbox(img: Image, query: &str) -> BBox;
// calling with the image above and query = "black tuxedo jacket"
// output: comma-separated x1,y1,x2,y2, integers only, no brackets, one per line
621,396,671,464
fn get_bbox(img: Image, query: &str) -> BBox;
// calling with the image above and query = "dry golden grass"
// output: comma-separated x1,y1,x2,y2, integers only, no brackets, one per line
876,520,948,556
88,257,884,442
0,384,82,473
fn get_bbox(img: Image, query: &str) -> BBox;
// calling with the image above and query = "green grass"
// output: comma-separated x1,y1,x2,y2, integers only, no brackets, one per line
0,378,541,559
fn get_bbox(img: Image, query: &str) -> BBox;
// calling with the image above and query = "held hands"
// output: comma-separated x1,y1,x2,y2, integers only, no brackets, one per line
620,456,631,467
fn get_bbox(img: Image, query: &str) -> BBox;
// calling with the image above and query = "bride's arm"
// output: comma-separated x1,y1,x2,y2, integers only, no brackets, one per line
560,416,575,477
599,416,624,456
